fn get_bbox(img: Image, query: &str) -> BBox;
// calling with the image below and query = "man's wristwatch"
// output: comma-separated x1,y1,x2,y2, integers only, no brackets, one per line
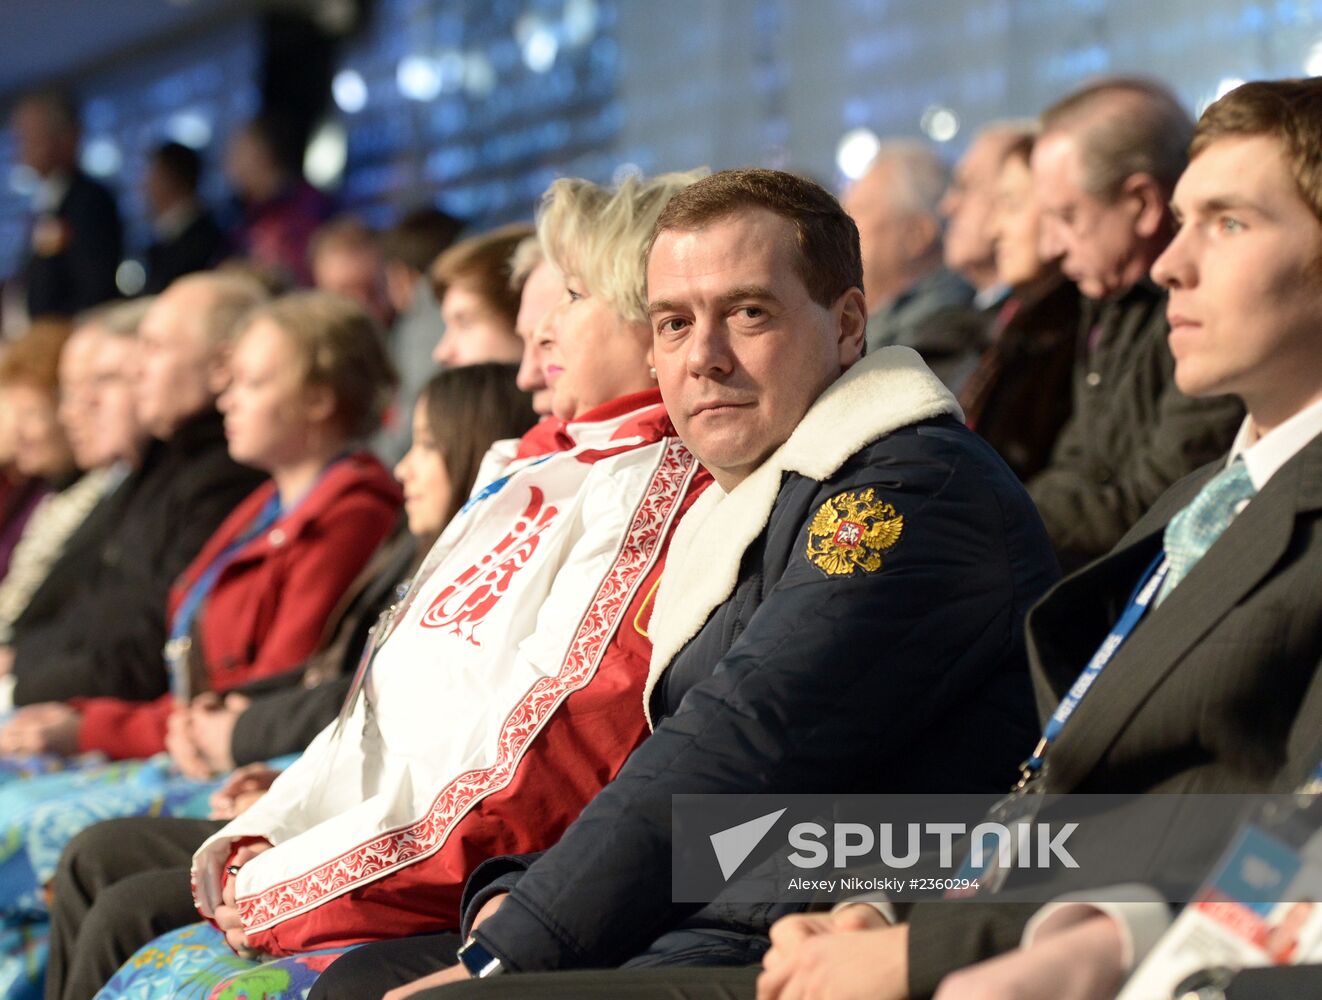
456,937,505,978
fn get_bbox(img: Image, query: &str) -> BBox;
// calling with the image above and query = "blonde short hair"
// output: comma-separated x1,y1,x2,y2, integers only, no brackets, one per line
237,291,398,441
508,235,544,289
537,169,707,323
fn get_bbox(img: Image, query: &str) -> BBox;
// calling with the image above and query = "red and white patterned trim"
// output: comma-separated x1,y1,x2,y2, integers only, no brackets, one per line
239,439,695,931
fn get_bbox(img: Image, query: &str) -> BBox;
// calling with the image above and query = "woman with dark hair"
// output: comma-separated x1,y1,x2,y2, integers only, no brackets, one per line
401,364,539,539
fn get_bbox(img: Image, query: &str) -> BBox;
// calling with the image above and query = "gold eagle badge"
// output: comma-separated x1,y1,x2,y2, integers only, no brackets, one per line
805,488,904,577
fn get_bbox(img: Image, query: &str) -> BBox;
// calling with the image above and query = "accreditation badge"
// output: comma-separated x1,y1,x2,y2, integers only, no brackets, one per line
333,580,416,737
1120,798,1322,998
945,780,1048,897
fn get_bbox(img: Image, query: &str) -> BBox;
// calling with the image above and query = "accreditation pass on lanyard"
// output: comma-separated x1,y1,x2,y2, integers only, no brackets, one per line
333,578,419,738
953,553,1171,895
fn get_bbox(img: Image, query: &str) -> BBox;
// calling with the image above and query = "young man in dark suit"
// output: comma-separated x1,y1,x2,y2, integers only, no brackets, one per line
758,76,1322,1000
142,142,224,295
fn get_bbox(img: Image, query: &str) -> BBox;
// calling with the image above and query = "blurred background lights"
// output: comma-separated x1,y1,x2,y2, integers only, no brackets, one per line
516,14,560,73
82,137,123,178
1216,76,1246,98
397,54,442,101
463,52,497,97
332,68,368,113
1308,39,1322,76
835,126,881,180
166,109,212,149
8,165,38,198
611,161,643,185
115,260,146,297
920,105,960,143
304,121,348,189
562,0,600,46
436,50,468,93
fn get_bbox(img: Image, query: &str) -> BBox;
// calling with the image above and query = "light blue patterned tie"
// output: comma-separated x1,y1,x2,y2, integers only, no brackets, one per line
1155,459,1256,605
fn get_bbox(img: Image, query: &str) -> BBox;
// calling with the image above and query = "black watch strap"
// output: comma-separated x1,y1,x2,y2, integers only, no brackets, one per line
457,937,505,978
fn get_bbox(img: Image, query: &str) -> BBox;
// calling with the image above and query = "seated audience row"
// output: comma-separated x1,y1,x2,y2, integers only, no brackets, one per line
0,69,1317,1000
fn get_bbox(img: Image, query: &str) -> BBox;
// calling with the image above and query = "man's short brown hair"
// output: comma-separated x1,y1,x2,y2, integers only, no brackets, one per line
647,168,863,309
430,223,534,328
1191,77,1322,224
383,208,465,274
1041,76,1193,199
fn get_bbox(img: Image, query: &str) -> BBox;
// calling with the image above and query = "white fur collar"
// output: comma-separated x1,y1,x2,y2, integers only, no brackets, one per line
642,346,962,727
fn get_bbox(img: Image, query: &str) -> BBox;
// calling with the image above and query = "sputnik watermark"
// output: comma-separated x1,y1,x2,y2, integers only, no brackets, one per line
785,820,1079,871
670,793,1141,904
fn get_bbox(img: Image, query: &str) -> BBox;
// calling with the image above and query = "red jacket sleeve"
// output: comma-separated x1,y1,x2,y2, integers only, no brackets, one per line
74,692,174,758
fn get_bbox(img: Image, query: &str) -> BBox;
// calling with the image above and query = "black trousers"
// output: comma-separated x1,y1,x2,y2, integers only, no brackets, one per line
45,815,223,1000
427,967,760,999
309,933,764,1000
309,933,463,999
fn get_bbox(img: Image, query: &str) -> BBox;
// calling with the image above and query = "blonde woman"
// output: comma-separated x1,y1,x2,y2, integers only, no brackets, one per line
100,171,711,1000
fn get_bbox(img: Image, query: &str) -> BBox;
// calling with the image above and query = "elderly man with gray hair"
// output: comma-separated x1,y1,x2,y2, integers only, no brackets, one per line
842,139,984,391
1024,76,1243,567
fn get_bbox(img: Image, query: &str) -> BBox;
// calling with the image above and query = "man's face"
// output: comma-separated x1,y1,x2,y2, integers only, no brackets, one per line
1032,131,1145,300
842,162,916,308
514,261,561,415
1151,134,1322,423
432,283,522,368
88,334,144,466
142,159,174,219
940,132,1010,284
648,209,865,492
56,326,102,467
313,245,386,319
134,283,218,439
10,104,69,177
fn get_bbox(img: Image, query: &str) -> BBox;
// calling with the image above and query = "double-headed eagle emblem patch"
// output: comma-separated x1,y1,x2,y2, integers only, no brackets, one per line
805,487,904,577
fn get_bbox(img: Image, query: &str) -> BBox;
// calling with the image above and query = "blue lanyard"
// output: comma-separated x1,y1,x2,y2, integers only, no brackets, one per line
168,493,283,645
1021,552,1170,781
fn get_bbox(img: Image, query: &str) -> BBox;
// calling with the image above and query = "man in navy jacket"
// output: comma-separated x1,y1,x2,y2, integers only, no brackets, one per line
309,169,1059,999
